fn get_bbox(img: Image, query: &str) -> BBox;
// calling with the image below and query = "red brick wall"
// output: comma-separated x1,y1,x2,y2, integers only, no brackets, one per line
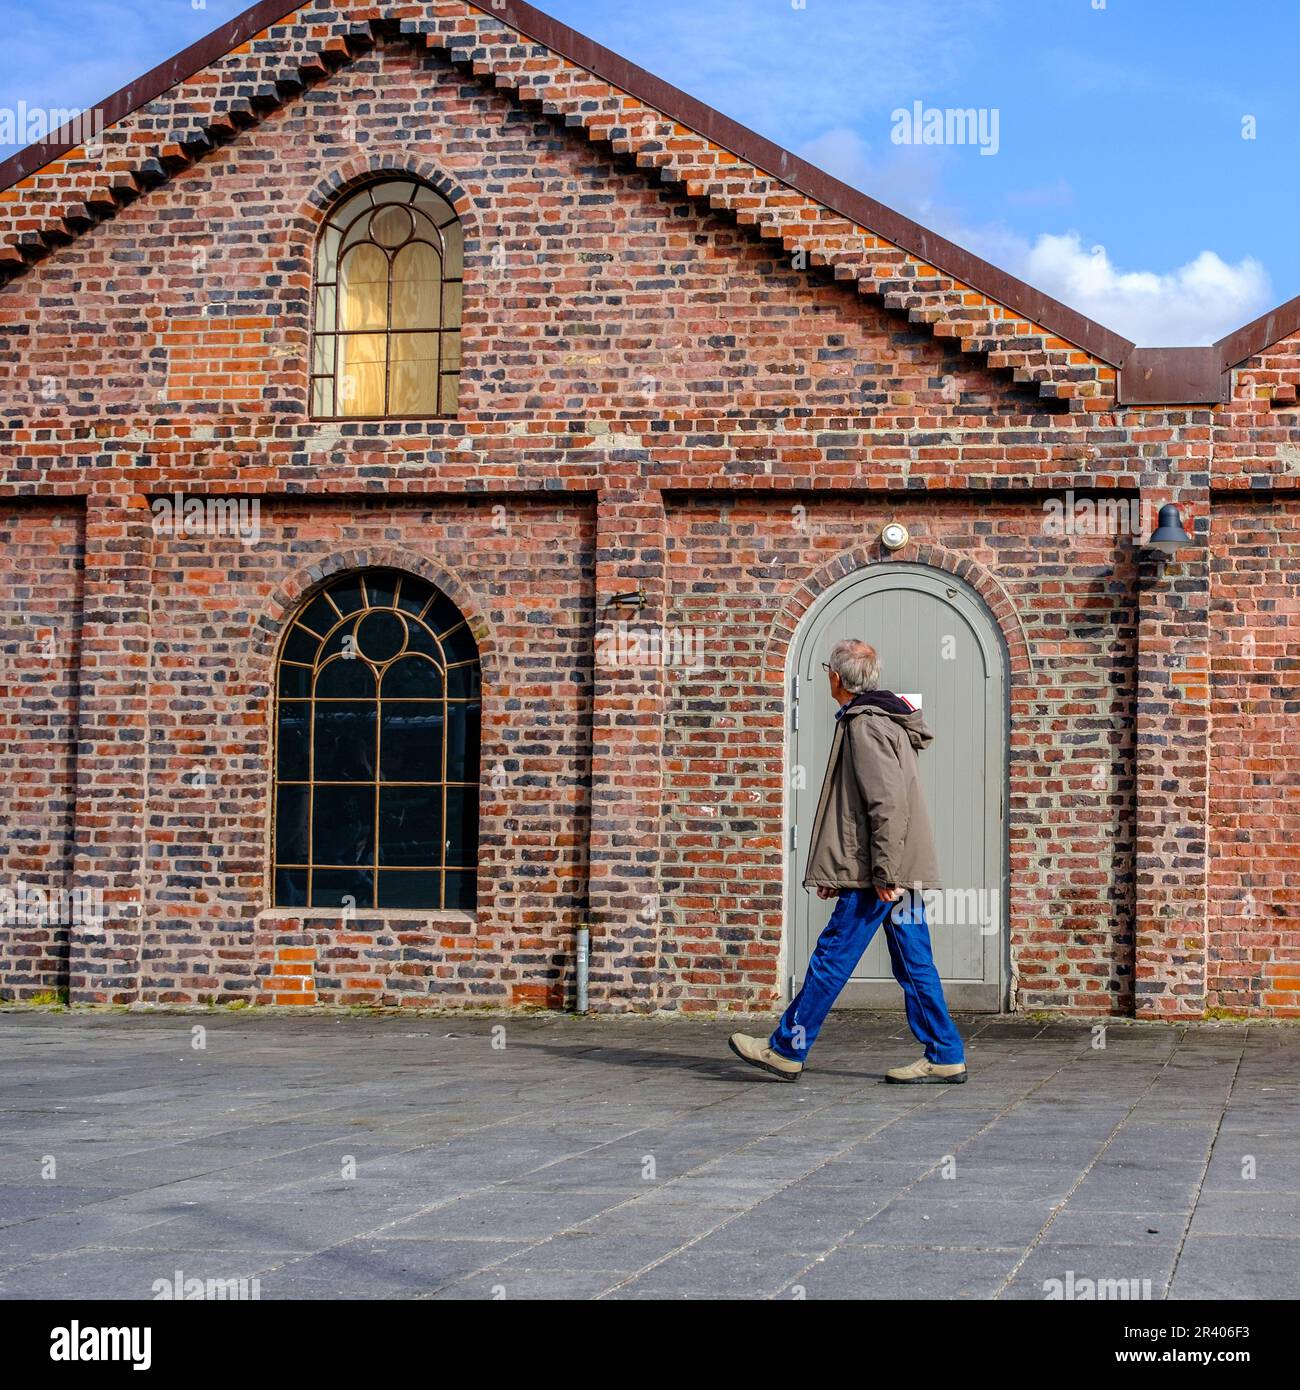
0,503,83,997
138,496,593,1006
1209,497,1300,1016
661,496,1137,1016
0,6,1297,1016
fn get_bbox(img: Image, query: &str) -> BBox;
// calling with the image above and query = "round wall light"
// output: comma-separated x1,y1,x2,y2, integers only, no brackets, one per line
880,522,910,551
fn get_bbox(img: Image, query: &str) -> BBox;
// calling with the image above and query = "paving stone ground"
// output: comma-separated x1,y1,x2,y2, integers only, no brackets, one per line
1,1009,1297,1300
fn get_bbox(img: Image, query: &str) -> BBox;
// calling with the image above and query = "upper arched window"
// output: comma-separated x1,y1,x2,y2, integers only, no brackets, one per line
273,569,481,911
311,178,463,419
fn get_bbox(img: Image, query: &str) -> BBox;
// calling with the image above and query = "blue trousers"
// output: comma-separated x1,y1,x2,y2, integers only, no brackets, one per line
770,889,965,1065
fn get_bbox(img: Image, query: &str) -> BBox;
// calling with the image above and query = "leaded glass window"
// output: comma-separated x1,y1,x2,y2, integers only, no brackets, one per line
311,178,463,418
273,569,481,910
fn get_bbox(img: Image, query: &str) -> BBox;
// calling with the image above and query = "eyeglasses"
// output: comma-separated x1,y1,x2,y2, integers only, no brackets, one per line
820,662,832,673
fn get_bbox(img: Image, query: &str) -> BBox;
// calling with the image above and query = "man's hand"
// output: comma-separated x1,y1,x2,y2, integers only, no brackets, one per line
816,885,837,900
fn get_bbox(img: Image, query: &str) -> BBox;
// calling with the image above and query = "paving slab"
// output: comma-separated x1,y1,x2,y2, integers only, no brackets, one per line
0,1009,1297,1299
1000,1241,1179,1300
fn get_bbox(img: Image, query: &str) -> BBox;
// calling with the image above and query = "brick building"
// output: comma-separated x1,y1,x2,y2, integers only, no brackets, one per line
0,1,1296,1020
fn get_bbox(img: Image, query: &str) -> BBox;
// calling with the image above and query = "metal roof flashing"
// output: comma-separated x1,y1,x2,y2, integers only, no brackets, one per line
1118,348,1229,406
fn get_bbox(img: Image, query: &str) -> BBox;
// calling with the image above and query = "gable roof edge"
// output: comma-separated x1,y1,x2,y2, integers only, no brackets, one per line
1216,291,1300,373
1,0,1140,371
8,0,1295,394
456,2,1139,369
0,0,303,191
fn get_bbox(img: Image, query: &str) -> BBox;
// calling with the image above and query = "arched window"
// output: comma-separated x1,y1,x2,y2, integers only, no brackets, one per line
311,178,463,419
273,569,481,910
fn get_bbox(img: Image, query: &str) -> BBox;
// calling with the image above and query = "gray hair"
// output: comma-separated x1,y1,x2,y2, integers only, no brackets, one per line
829,639,880,693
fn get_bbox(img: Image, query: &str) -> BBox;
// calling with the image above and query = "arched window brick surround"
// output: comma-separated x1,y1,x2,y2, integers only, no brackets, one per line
249,547,496,1007
283,160,478,420
250,547,495,687
299,157,477,236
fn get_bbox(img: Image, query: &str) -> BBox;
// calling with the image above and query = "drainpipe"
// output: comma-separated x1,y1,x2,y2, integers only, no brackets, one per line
574,914,590,1014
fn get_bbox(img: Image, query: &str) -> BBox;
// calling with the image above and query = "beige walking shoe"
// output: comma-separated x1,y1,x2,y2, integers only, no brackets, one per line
886,1056,967,1084
728,1033,803,1082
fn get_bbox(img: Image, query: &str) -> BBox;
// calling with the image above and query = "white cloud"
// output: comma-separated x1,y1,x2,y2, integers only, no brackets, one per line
1016,234,1271,346
796,127,1273,346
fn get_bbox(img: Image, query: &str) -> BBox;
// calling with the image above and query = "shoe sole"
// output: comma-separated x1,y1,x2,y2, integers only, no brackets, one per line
886,1070,968,1084
727,1036,801,1082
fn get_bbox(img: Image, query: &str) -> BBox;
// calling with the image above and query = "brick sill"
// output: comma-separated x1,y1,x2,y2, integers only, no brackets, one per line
257,908,477,926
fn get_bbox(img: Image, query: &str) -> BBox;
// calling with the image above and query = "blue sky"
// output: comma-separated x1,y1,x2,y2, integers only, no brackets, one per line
0,0,1293,345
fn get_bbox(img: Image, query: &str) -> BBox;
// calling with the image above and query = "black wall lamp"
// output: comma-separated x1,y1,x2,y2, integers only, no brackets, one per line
605,587,648,610
1144,502,1195,557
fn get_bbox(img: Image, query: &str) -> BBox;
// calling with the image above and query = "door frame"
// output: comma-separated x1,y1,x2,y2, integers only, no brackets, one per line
782,561,1012,1011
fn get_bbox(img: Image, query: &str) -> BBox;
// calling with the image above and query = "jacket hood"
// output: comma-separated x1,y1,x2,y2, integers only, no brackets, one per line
840,690,934,750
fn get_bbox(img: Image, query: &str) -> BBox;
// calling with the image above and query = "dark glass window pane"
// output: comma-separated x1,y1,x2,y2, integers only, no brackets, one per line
446,663,480,700
275,784,310,865
364,569,401,611
297,592,338,638
443,870,476,910
440,622,477,664
445,702,480,783
381,655,443,699
312,868,375,910
281,624,319,665
316,655,376,698
320,619,360,662
398,580,434,617
313,702,377,781
423,591,464,634
328,575,365,616
378,786,442,866
444,786,478,868
275,868,309,906
277,706,311,781
403,622,443,663
378,870,441,909
312,784,375,865
380,704,444,782
355,609,407,664
278,663,312,699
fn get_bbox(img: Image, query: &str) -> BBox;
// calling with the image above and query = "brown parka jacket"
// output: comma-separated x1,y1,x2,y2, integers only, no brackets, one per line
802,692,942,892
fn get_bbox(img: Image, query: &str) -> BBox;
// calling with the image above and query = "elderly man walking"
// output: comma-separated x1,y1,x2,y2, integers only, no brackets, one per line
729,639,967,1084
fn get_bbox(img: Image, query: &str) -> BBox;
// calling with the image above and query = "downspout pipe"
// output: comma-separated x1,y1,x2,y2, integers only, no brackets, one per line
574,914,590,1014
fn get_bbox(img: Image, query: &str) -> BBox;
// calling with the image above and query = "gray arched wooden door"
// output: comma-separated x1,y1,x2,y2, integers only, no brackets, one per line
787,564,1008,1011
